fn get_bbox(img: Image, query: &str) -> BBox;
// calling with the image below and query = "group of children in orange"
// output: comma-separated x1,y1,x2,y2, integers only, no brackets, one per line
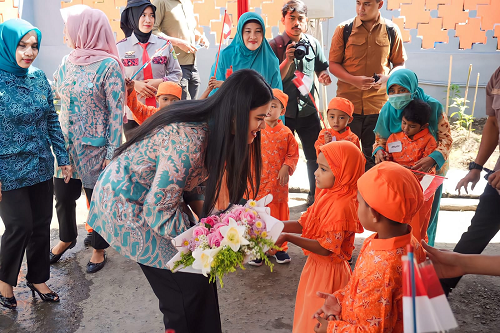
123,80,437,333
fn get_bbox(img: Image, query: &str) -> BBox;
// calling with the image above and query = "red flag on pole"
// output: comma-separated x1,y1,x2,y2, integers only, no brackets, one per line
411,170,447,201
213,11,232,77
292,71,327,128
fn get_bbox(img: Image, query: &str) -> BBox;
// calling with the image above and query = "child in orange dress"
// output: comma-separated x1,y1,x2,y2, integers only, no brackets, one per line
386,100,437,243
275,141,365,333
248,89,299,265
315,97,360,154
313,162,426,333
125,80,182,124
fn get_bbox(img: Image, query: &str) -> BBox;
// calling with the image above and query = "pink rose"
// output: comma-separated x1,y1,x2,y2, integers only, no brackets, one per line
231,207,246,219
201,216,217,227
222,213,237,225
192,226,209,238
207,230,223,248
212,221,228,232
242,211,257,223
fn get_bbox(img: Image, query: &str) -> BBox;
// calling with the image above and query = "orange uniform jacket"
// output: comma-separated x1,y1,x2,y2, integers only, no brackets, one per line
127,90,159,125
256,121,299,203
327,231,426,333
386,128,437,172
315,127,360,155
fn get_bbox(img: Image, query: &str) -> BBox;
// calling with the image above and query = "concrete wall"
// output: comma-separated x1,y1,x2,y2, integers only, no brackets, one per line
22,0,499,118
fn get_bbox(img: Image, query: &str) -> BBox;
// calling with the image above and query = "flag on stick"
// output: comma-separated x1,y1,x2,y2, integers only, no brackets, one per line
412,170,447,201
130,41,171,80
402,247,458,333
292,71,327,128
213,11,232,78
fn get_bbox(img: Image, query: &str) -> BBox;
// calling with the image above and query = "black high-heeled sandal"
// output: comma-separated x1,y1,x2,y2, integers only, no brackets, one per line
26,282,60,302
49,239,76,264
0,291,17,309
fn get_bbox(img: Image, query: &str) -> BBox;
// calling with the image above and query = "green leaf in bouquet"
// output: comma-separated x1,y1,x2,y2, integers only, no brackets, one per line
172,251,195,271
210,247,246,287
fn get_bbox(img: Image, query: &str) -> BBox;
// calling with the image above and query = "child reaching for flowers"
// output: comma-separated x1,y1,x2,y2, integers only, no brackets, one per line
275,141,365,333
247,89,299,266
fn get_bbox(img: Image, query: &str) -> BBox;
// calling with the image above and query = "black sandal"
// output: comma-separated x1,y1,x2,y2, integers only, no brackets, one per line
26,282,60,302
0,291,17,309
49,239,76,264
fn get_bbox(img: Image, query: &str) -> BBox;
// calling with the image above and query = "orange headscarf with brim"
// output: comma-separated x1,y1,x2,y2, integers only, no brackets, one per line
357,161,424,224
300,141,366,246
272,88,288,110
328,97,354,119
156,81,182,99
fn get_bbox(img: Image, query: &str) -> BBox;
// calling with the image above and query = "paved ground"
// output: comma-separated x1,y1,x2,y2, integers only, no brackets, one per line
1,189,499,332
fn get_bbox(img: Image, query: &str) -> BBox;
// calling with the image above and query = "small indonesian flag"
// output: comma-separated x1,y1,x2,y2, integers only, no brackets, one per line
223,12,232,40
292,71,313,96
416,172,446,201
402,256,458,333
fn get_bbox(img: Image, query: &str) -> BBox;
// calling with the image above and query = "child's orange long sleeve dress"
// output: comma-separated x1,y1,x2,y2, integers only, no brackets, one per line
314,127,360,155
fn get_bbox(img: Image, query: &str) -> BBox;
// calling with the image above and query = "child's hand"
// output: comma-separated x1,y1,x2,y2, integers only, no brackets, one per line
411,156,436,173
278,165,290,186
125,78,135,95
275,233,288,247
208,77,223,90
324,131,332,143
314,316,328,333
374,149,389,164
422,241,466,278
313,291,341,320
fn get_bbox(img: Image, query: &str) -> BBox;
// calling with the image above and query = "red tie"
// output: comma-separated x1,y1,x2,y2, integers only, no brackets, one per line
139,42,156,107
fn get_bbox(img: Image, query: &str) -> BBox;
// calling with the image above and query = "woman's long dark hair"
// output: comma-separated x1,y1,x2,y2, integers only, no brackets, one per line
115,69,273,217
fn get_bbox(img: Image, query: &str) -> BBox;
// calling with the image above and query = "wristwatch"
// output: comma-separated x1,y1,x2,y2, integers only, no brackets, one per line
468,162,483,171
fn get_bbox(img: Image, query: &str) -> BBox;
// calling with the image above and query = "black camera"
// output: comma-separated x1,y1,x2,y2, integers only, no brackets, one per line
294,39,311,60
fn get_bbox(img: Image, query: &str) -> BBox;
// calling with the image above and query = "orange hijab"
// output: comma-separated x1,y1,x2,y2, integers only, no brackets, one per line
301,141,366,238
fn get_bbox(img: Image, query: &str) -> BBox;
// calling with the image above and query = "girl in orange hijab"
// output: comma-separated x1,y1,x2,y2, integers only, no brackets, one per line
275,141,365,333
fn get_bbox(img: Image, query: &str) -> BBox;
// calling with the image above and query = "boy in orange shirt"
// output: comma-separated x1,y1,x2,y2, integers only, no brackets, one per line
125,80,182,124
248,89,299,265
313,162,426,333
315,97,360,154
386,99,437,243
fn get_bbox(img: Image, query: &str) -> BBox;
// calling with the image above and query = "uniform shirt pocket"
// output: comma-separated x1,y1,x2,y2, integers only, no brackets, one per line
122,58,139,67
152,56,168,65
345,35,367,62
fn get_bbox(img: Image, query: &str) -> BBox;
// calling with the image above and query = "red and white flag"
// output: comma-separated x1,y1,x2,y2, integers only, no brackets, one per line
402,257,458,333
412,170,447,201
223,12,232,40
292,71,313,96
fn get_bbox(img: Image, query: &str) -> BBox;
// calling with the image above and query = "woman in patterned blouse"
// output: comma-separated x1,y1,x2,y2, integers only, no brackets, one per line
87,69,272,332
49,5,125,274
0,19,71,309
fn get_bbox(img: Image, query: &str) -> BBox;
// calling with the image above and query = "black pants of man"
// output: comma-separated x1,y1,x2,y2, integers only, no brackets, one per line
0,179,53,286
350,113,379,171
285,113,322,197
53,177,109,250
180,64,201,100
139,264,222,333
441,184,500,295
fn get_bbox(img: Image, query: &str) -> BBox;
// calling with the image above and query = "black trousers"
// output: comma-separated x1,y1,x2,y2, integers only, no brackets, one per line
53,177,109,250
139,264,222,333
180,64,201,100
441,184,500,294
0,179,53,286
285,113,322,196
349,113,379,171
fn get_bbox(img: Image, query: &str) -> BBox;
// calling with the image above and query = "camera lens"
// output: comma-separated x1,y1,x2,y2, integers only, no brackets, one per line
294,45,307,60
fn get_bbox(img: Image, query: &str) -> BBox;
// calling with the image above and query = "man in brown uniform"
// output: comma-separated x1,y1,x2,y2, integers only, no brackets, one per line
329,0,406,169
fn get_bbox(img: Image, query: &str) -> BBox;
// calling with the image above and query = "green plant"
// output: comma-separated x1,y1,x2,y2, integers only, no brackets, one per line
447,84,475,130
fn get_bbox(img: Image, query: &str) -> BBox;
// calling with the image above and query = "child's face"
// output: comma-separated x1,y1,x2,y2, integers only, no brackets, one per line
158,94,180,109
266,99,284,122
357,191,376,232
401,116,425,138
314,152,335,189
327,109,350,132
242,22,263,51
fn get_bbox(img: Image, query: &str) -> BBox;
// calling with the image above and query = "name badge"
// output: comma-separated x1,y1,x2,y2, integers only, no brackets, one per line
388,141,402,153
331,136,337,142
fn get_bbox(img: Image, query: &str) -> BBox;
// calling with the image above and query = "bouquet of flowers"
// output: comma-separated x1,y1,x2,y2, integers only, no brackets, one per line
166,195,284,286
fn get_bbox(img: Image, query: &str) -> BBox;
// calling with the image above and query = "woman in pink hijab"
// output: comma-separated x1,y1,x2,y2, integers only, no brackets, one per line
50,5,124,274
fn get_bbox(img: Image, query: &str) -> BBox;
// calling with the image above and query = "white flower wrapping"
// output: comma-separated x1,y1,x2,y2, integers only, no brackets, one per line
166,194,284,275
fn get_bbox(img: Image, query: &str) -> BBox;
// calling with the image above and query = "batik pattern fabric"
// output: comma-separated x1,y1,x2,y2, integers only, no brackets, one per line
327,231,426,333
315,127,361,155
0,67,69,191
87,122,208,269
53,57,124,188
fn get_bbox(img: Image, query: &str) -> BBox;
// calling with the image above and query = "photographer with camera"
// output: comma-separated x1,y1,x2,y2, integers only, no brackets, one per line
270,0,332,207
329,0,406,170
